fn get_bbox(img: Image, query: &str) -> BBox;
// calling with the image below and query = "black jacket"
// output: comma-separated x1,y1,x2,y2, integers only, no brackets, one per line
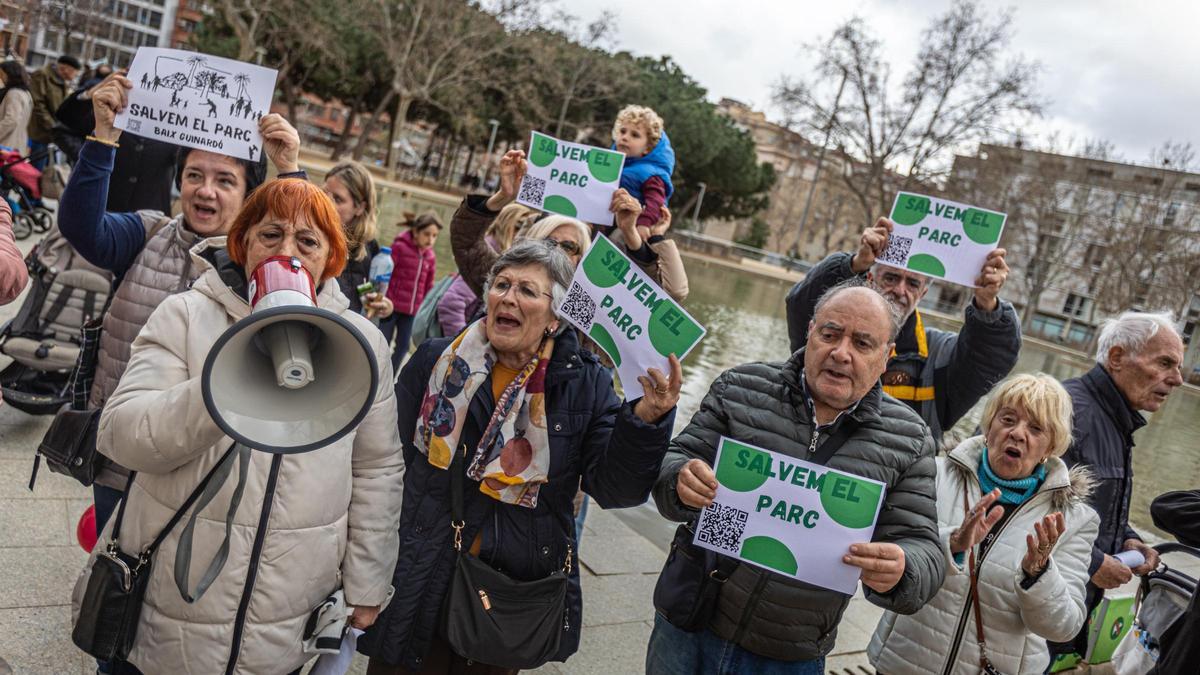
1148,490,1200,675
654,351,944,661
1061,364,1145,574
357,330,675,669
785,252,1020,440
336,239,381,315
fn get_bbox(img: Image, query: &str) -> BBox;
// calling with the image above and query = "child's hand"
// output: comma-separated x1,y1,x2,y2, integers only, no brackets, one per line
636,225,653,241
610,189,644,250
487,150,527,211
650,206,672,237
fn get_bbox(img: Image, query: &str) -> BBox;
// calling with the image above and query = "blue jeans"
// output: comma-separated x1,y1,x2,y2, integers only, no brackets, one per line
574,493,589,543
28,140,48,170
646,614,826,675
379,312,416,372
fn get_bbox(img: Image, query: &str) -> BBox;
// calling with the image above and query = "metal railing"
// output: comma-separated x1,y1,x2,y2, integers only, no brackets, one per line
671,230,814,274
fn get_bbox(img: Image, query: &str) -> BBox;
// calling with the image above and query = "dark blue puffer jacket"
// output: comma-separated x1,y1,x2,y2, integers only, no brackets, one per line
357,328,675,669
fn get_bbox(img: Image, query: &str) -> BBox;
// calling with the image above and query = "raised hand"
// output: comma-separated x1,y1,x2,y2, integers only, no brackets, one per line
486,150,528,211
91,73,134,144
1021,512,1065,576
611,188,645,250
973,248,1010,312
634,353,681,423
849,217,894,273
949,488,1004,554
258,113,300,173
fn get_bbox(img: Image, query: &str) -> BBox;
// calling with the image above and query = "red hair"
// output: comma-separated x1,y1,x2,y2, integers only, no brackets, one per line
227,178,349,281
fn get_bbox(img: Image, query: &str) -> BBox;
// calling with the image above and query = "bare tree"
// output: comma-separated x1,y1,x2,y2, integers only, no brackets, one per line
530,11,622,138
774,0,1042,225
26,0,107,60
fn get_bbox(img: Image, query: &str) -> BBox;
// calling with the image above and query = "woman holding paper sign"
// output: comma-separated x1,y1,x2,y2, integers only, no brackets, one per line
359,239,683,673
868,373,1099,674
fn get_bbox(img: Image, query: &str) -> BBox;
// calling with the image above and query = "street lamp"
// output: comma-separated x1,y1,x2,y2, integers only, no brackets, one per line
692,182,707,231
482,118,500,187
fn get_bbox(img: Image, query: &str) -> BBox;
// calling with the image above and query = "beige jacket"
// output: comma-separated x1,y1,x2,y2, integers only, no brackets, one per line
74,239,403,675
868,436,1098,675
0,88,32,151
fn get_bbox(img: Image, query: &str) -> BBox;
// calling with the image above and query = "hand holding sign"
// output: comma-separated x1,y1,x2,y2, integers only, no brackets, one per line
486,149,528,211
844,542,906,593
91,73,134,144
677,458,719,509
973,248,1010,312
850,217,893,274
633,353,682,423
258,113,300,174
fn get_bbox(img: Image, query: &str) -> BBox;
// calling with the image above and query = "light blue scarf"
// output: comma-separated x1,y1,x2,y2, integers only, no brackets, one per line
978,449,1047,505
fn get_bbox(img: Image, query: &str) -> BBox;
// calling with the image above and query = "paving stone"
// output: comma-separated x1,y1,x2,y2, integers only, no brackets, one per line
0,459,89,500
580,572,658,627
830,616,873,657
554,621,651,675
0,605,79,675
579,534,667,576
839,595,885,636
0,406,51,460
0,546,87,610
824,651,876,674
0,499,70,547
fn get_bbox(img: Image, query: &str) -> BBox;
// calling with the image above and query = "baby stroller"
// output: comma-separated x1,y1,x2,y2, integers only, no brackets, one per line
0,226,111,414
1,147,54,241
1112,541,1200,672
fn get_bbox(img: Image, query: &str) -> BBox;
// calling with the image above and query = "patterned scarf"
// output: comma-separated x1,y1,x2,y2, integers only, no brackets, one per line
978,448,1047,505
416,319,554,508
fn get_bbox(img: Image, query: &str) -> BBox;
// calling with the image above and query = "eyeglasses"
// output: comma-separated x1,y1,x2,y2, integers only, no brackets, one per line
490,278,553,302
544,238,581,256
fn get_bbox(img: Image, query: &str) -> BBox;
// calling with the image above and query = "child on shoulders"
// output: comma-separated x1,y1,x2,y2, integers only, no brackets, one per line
613,105,674,240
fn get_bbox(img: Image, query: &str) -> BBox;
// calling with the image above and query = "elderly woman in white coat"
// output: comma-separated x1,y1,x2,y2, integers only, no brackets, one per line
75,179,403,675
868,373,1099,675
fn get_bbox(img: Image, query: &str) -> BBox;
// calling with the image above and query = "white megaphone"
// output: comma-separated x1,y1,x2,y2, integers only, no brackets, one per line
201,255,379,454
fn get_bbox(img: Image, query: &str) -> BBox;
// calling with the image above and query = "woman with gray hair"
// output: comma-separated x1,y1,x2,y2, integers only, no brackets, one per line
359,239,684,674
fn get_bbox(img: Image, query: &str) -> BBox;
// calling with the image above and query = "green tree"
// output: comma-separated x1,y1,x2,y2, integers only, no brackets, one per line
736,217,770,249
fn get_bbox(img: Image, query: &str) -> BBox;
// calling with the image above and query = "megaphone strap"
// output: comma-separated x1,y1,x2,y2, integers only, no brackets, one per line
174,443,252,604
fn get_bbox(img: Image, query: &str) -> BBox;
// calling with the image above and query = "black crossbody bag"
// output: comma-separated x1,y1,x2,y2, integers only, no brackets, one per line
653,424,856,632
440,445,572,669
72,442,244,662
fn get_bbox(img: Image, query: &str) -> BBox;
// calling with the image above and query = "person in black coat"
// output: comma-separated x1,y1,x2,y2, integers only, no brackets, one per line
1148,489,1200,675
54,71,176,213
358,240,682,674
1050,311,1186,658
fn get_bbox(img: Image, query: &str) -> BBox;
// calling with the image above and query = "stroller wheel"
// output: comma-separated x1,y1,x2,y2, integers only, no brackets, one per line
30,208,52,233
11,211,32,240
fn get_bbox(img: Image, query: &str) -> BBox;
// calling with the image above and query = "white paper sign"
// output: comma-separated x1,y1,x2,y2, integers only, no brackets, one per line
884,191,1007,288
517,131,625,226
557,234,705,392
693,436,886,595
115,48,279,161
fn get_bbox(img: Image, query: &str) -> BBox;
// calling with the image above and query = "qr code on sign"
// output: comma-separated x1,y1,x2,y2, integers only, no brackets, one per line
559,281,596,328
518,176,546,207
879,235,913,265
696,501,749,554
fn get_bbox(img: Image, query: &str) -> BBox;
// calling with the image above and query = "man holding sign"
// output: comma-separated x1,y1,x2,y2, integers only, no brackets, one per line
786,196,1021,441
648,280,943,673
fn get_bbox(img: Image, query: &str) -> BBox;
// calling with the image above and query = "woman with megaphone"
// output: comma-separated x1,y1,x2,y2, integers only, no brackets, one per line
73,179,404,675
357,239,683,674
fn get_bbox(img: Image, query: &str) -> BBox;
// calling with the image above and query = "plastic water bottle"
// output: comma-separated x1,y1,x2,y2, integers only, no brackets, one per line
369,246,393,295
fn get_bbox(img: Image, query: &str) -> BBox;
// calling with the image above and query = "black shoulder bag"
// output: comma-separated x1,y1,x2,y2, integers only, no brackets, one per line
653,424,856,632
72,442,246,662
440,445,571,670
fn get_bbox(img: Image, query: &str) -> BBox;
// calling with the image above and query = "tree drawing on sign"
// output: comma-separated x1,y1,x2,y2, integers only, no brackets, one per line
233,73,251,101
185,55,207,87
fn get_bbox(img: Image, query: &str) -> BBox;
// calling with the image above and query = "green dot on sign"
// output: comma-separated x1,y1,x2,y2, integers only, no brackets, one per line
962,208,1004,245
648,300,703,359
740,536,798,575
529,135,557,168
906,253,945,277
891,194,930,226
714,441,770,492
587,324,621,366
819,471,883,529
587,149,622,183
581,236,624,289
543,195,577,217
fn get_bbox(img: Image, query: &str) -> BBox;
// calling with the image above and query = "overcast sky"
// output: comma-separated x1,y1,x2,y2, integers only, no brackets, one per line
568,0,1199,166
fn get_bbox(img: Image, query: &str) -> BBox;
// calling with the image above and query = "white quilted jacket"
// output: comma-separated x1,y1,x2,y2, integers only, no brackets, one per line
73,240,404,675
868,436,1098,675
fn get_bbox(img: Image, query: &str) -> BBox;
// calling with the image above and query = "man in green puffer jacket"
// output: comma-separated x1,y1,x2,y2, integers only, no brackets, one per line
649,280,944,673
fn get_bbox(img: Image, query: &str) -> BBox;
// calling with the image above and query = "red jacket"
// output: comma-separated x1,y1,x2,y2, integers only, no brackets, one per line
385,229,436,316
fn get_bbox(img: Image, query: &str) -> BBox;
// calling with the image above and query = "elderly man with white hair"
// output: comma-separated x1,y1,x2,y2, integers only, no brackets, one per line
1048,310,1186,660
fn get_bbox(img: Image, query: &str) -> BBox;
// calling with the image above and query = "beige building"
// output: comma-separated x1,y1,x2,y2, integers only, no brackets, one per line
946,143,1200,372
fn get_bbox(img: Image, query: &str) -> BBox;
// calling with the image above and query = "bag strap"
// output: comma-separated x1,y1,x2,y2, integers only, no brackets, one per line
173,444,251,603
808,421,856,466
450,443,466,552
109,442,241,567
962,486,991,668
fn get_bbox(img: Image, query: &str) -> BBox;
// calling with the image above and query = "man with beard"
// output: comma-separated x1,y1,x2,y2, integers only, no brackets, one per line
786,217,1021,441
